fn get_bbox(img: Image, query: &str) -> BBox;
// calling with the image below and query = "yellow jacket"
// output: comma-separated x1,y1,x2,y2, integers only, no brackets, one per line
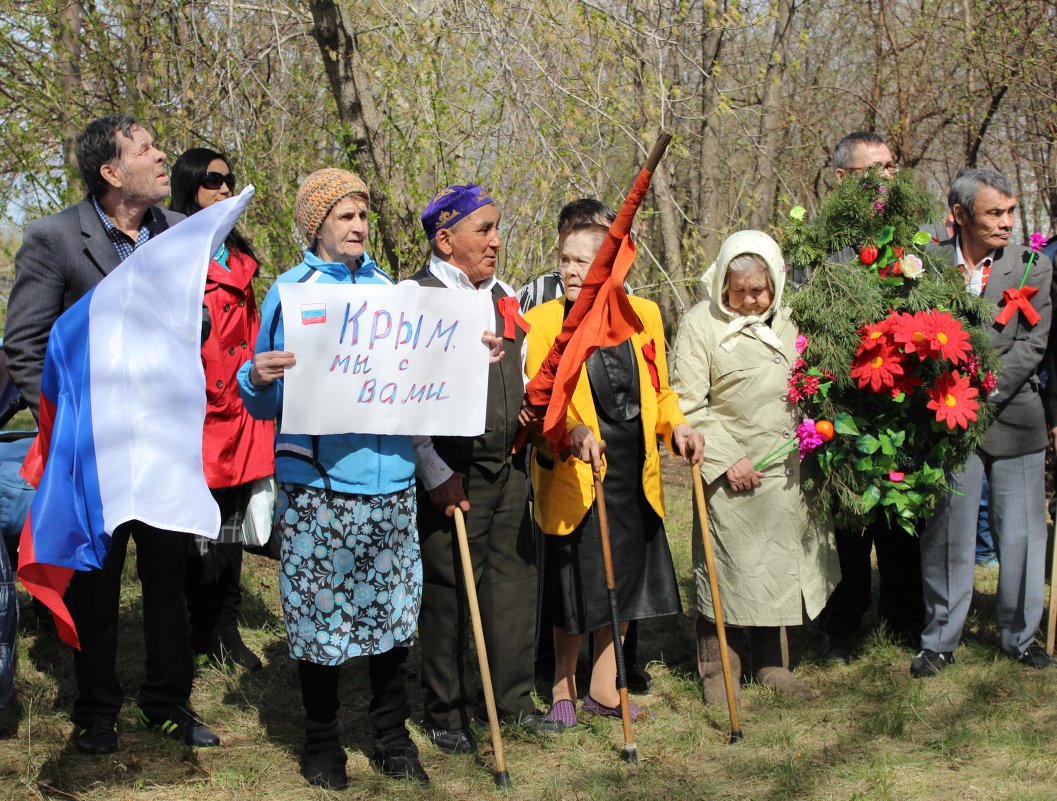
524,295,688,535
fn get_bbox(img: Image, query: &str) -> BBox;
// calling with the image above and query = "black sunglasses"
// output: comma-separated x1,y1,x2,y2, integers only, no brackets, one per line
201,171,236,191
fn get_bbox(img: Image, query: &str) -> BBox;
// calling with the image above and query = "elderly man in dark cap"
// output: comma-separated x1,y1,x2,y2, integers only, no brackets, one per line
410,184,552,754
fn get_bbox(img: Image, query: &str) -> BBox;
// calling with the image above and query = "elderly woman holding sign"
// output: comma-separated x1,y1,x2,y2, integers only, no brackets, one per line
236,169,427,789
670,230,839,706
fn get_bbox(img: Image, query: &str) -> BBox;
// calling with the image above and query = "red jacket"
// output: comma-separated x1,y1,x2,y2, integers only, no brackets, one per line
201,249,274,488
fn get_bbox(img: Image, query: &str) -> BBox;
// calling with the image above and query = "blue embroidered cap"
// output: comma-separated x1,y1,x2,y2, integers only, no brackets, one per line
420,184,494,239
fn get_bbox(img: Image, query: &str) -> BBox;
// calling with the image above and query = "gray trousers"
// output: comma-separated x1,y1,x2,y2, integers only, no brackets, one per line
920,449,1046,655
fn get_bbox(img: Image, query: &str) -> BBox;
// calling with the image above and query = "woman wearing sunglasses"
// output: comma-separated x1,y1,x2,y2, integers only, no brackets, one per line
170,148,275,673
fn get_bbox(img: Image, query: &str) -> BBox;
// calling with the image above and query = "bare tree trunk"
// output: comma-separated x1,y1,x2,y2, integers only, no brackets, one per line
749,0,796,229
697,7,726,243
309,0,422,277
53,1,83,175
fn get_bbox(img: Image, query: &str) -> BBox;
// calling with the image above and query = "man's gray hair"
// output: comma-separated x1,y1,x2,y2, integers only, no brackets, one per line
947,168,1015,222
832,131,887,171
76,114,140,198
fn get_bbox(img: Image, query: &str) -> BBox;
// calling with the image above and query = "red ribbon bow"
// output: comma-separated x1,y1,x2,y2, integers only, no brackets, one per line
496,296,530,340
994,285,1041,328
641,339,660,392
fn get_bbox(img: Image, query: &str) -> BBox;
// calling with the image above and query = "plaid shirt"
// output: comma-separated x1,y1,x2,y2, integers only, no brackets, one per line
90,195,158,262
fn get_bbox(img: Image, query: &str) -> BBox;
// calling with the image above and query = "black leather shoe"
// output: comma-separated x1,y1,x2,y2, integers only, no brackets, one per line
373,740,430,786
514,710,566,735
197,628,263,672
822,636,857,665
424,724,476,755
74,716,117,755
910,649,954,678
1016,643,1052,669
302,744,348,790
140,707,221,747
626,663,653,694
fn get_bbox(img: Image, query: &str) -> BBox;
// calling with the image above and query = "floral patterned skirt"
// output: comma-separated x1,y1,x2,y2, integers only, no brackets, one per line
276,483,421,665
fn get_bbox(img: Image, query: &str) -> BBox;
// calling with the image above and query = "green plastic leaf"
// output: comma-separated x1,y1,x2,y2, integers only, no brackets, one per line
855,434,881,454
854,456,874,471
877,225,895,245
861,485,881,511
834,412,860,435
913,229,933,246
879,434,896,456
790,205,806,221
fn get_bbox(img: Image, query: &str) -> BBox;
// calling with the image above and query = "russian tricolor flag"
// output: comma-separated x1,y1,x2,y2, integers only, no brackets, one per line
17,187,255,648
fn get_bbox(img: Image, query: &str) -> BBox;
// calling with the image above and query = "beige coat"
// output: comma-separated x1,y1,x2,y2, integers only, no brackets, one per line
671,301,839,627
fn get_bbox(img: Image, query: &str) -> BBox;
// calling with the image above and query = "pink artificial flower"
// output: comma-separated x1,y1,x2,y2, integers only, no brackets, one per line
796,419,826,458
982,371,997,394
889,471,905,482
795,334,809,354
1029,232,1046,253
874,200,886,213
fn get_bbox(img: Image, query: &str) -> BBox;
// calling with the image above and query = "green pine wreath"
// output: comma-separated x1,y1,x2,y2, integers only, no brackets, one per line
779,167,999,534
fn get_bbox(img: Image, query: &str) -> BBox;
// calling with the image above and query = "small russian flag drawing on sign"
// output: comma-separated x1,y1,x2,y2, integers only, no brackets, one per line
301,304,326,325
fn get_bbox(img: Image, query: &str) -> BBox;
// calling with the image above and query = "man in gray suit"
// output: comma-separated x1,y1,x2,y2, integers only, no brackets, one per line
5,115,182,417
4,114,220,753
913,168,1054,677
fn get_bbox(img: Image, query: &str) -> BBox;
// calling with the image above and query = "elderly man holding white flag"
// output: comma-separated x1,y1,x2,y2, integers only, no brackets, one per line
6,115,250,755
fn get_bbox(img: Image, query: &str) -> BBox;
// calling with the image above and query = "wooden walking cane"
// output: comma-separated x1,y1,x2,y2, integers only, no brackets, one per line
691,464,744,743
592,465,639,765
452,508,511,788
1047,518,1057,656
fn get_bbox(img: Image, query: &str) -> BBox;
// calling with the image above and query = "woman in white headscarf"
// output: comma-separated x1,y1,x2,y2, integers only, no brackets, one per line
671,230,839,705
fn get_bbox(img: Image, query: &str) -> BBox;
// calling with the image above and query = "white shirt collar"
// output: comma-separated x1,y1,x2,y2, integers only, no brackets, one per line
954,235,995,270
428,253,498,293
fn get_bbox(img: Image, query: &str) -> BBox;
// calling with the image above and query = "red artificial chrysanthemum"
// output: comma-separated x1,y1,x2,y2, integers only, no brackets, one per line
889,370,924,398
850,342,905,393
923,311,972,364
891,311,933,359
856,317,896,356
926,370,980,430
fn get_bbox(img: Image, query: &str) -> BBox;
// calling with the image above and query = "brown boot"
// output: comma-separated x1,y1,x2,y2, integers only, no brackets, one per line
695,616,747,706
749,626,816,701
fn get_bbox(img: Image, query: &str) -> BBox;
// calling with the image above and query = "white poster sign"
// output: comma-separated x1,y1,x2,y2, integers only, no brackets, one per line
277,282,492,436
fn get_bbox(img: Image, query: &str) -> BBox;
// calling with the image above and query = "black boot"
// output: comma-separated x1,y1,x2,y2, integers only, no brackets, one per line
301,718,347,790
368,647,428,784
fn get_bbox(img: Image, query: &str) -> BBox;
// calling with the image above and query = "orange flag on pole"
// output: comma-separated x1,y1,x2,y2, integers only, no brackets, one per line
524,132,673,450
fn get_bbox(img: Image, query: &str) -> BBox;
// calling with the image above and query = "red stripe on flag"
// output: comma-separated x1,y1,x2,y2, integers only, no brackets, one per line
16,390,80,648
17,509,79,649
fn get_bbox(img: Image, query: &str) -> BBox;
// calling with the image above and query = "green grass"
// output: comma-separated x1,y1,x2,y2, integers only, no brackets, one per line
2,452,1056,800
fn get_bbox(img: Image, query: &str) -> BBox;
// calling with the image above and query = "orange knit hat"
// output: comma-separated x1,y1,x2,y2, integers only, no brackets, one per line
295,168,370,243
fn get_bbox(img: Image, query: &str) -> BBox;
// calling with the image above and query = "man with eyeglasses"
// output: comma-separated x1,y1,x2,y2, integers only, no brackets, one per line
832,131,899,182
814,130,923,666
4,114,220,754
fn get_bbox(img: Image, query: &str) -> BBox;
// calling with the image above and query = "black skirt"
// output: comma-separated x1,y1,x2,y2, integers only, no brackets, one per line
543,347,682,634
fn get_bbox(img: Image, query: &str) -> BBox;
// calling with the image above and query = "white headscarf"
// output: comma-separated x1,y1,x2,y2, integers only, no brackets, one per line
700,230,786,352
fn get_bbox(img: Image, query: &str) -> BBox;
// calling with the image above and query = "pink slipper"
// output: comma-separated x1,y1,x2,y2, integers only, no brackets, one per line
583,693,643,722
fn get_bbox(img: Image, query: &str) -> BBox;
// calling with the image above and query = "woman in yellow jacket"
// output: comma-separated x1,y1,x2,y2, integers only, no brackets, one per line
524,222,703,731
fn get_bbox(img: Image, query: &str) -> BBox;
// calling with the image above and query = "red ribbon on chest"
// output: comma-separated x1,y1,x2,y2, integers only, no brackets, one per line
496,295,530,340
994,285,1041,328
641,339,660,392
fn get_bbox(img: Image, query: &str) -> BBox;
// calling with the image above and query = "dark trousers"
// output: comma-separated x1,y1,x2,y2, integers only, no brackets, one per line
299,646,412,744
418,462,537,730
186,540,243,649
819,520,923,643
65,521,194,726
186,485,247,647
